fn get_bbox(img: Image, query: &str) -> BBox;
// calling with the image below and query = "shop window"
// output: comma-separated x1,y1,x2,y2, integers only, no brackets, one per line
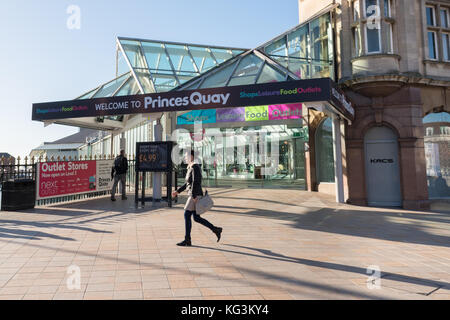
315,118,335,183
423,112,450,199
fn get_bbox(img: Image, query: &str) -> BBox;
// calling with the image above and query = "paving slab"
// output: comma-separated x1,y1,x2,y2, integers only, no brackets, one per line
0,188,449,300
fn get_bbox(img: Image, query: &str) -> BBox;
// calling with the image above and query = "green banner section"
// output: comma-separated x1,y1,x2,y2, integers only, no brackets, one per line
245,105,269,121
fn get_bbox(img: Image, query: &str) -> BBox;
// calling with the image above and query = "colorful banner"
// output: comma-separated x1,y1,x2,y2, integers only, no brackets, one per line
177,109,216,125
178,103,303,125
268,103,302,120
216,107,245,123
36,160,114,199
245,106,269,121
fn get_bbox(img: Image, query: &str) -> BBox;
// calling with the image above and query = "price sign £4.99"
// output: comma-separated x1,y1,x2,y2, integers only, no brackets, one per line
136,141,173,172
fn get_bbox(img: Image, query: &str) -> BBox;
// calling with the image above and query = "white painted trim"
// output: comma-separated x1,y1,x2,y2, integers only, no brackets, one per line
428,30,439,60
443,33,450,61
426,5,437,27
388,23,394,54
364,23,382,54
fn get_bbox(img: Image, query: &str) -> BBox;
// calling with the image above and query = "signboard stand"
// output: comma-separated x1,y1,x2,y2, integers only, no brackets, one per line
135,141,174,208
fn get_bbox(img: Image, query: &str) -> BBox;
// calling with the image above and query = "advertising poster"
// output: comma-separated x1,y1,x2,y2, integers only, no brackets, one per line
136,142,173,172
37,160,114,199
96,160,114,191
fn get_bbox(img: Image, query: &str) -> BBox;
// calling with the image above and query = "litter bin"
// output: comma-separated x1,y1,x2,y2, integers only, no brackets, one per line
0,179,35,211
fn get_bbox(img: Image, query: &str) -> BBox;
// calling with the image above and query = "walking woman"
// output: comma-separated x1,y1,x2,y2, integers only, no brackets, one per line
172,150,222,247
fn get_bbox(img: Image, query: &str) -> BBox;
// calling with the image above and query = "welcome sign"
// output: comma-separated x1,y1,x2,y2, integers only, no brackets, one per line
32,78,354,122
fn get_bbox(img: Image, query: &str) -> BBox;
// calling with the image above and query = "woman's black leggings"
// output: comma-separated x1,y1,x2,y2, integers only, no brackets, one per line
184,210,215,239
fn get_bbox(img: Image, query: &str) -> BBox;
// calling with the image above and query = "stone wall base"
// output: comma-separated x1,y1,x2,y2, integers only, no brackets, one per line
346,198,367,206
402,200,431,211
318,182,336,197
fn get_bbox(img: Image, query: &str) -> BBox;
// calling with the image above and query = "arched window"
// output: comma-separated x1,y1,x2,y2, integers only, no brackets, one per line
423,112,450,199
315,117,335,183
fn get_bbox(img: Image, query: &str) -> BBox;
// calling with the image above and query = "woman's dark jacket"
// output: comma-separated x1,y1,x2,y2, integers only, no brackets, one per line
176,163,203,198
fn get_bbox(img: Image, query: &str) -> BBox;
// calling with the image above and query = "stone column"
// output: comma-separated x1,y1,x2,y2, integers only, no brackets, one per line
332,114,345,203
346,138,367,206
398,137,429,210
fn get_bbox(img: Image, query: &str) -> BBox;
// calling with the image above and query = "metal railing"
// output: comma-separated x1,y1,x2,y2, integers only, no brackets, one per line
0,154,138,206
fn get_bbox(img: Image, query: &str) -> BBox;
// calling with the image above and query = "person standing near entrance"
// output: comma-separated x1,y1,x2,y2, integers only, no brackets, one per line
111,149,128,201
172,150,222,246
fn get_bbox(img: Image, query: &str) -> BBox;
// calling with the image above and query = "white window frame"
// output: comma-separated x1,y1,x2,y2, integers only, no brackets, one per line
426,127,434,136
352,26,362,57
387,23,394,53
353,0,361,21
440,126,450,135
426,5,437,26
363,0,382,54
428,30,439,60
443,33,450,61
364,24,382,54
440,8,449,28
363,0,380,19
384,0,392,18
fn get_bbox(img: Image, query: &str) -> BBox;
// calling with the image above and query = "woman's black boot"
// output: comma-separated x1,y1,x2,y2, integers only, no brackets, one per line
177,237,191,246
213,227,222,242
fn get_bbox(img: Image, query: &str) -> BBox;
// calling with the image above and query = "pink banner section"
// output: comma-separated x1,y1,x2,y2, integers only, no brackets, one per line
268,103,303,120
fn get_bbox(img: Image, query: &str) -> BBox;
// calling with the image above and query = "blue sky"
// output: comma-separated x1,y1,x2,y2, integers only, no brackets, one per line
0,0,299,157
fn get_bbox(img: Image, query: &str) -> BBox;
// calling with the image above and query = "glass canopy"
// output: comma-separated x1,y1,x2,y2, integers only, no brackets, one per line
174,11,335,91
75,72,140,100
258,12,334,80
75,72,141,122
117,37,247,93
70,11,336,129
177,51,293,90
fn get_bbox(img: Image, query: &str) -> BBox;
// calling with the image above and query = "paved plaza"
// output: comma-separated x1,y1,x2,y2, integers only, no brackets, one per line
0,188,449,300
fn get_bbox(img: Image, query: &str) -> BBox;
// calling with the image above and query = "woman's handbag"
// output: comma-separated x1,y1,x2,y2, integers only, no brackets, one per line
195,190,214,215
